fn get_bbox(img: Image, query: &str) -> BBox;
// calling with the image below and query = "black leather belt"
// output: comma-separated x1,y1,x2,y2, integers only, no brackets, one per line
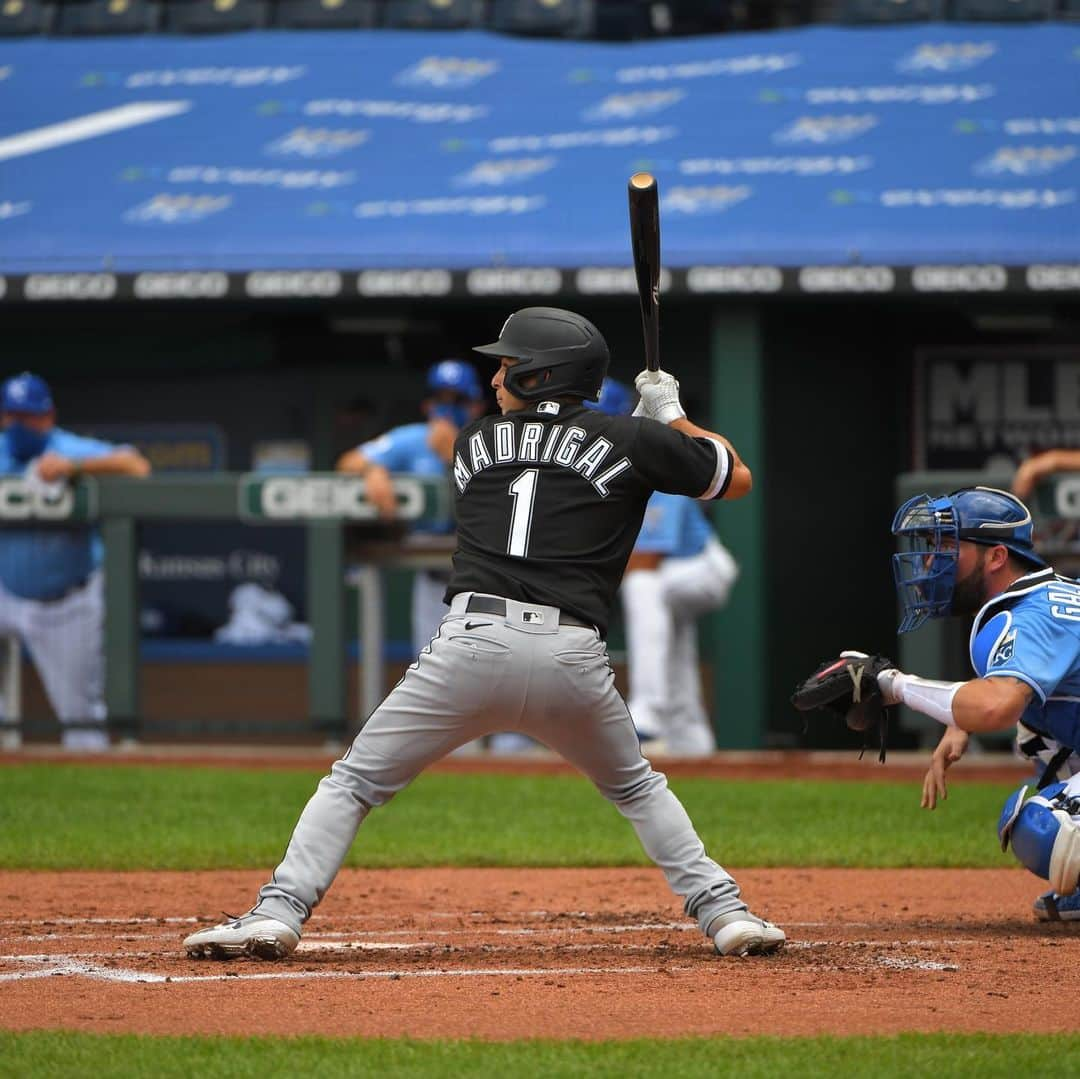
465,595,594,630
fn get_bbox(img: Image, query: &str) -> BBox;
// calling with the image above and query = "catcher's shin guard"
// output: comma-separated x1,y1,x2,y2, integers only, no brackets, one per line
998,781,1080,896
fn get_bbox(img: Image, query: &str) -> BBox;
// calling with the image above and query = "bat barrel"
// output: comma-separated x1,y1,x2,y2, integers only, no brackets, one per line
627,173,660,372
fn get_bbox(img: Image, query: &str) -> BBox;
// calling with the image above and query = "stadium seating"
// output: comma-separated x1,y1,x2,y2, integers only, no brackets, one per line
160,0,271,32
0,0,55,34
487,0,593,36
53,0,160,34
274,0,378,28
949,0,1054,17
486,0,731,38
1,0,1073,42
836,0,945,22
381,0,486,28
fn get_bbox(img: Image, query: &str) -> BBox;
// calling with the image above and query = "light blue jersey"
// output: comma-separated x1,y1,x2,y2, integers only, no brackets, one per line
359,423,452,533
0,427,115,600
634,492,712,558
970,569,1080,752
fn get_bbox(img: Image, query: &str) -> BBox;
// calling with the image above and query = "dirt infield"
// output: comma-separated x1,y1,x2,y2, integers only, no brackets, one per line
3,749,1062,1041
2,866,1077,1040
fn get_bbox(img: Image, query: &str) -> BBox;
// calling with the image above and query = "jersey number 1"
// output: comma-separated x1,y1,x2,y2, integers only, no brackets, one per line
507,469,538,558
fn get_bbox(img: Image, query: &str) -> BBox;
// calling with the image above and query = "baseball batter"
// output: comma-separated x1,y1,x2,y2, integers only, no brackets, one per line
589,378,738,756
845,487,1080,920
337,359,485,655
0,372,150,750
184,307,785,960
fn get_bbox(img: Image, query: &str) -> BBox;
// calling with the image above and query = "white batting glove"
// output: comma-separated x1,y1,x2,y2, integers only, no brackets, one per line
633,368,686,425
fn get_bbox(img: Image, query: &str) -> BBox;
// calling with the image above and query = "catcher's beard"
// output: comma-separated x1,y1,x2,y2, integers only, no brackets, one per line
950,547,990,617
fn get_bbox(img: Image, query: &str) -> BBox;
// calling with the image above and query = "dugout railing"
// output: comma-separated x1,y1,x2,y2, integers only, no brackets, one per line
0,472,451,743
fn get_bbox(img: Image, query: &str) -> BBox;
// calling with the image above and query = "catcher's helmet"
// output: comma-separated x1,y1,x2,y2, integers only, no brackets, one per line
426,359,482,402
473,307,609,402
891,486,1047,633
584,377,634,417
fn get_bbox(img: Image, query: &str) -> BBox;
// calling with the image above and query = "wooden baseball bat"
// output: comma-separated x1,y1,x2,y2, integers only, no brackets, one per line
627,171,661,373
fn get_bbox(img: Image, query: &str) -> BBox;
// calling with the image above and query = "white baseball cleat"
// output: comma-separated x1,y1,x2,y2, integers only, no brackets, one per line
711,910,786,957
184,912,300,960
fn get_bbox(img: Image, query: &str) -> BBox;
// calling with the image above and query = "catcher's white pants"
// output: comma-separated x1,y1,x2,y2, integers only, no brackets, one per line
255,591,749,941
0,570,107,750
622,538,738,755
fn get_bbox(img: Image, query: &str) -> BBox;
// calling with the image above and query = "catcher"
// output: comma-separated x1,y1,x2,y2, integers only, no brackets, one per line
793,486,1080,921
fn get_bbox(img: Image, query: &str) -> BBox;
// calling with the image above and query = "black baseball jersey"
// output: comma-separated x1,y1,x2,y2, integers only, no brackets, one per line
445,400,733,637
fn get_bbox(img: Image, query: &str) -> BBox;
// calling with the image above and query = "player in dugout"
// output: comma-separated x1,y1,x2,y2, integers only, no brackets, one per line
336,359,486,658
0,371,151,750
588,377,738,757
183,306,785,961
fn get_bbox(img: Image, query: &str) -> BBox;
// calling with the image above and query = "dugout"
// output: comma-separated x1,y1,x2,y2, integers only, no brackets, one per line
5,291,1078,749
2,23,1079,749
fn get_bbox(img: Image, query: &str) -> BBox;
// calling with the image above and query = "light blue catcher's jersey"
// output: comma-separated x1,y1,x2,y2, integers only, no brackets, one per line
970,569,1080,752
0,428,117,600
358,422,451,533
634,492,712,558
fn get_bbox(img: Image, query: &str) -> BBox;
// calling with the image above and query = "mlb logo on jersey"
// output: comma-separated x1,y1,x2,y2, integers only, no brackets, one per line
537,402,560,415
522,609,545,625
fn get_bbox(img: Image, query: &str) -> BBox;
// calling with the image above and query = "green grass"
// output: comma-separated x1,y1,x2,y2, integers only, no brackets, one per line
1,1031,1076,1078
0,763,1015,871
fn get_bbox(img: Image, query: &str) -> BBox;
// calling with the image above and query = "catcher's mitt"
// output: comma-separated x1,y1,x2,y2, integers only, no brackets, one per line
791,651,897,762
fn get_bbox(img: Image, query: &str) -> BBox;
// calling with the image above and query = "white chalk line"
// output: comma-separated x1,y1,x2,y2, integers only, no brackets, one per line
0,936,979,961
0,955,684,985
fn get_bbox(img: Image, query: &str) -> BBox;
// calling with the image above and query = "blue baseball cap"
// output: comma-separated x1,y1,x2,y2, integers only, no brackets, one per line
1,371,54,415
427,359,482,402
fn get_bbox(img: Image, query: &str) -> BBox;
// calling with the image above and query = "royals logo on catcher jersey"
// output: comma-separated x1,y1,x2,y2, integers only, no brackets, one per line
445,401,732,637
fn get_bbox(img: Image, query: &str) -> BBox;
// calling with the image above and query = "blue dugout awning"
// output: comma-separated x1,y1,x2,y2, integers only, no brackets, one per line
0,23,1078,299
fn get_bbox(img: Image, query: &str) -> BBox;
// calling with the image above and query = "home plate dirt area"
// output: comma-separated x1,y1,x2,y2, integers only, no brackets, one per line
2,866,1078,1040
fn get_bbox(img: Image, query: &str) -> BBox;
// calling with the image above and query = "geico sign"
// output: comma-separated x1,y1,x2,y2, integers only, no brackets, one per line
0,479,74,519
258,477,424,519
1055,476,1080,519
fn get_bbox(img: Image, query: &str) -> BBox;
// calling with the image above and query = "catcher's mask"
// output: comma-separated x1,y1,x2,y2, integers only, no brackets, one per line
891,486,1047,633
473,307,609,402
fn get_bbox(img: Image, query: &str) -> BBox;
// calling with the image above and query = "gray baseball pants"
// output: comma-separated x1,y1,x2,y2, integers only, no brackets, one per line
255,591,747,940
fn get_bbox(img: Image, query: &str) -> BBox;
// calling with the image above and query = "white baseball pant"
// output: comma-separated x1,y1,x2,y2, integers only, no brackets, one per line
0,570,107,750
622,538,738,755
254,591,750,941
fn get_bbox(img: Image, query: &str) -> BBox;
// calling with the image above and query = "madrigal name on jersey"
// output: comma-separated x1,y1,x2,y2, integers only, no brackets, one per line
453,421,631,497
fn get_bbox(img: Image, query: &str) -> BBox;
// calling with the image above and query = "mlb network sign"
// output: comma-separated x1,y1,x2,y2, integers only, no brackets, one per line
917,348,1080,470
239,475,445,521
0,478,96,520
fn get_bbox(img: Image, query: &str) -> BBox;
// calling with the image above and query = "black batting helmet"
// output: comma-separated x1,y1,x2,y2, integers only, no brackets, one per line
473,307,610,402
